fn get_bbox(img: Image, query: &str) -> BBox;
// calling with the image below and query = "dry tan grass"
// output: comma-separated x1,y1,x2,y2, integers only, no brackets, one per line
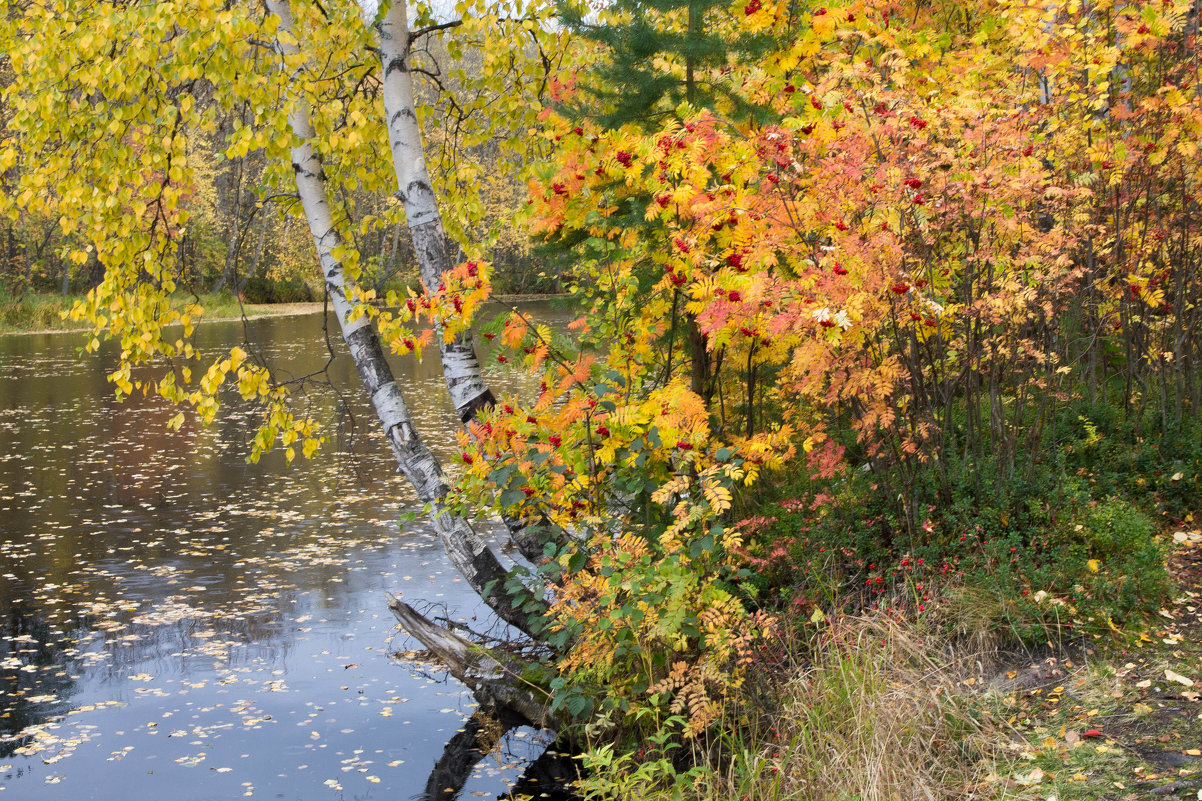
694,614,1008,801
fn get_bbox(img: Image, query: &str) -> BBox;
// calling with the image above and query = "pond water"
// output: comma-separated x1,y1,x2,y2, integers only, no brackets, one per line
0,300,572,800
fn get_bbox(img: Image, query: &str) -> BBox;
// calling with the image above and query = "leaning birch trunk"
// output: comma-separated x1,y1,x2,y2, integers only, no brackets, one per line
265,0,543,639
368,0,563,564
371,0,493,424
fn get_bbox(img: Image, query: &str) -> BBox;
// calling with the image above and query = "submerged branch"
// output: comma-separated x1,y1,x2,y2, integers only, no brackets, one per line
387,594,552,728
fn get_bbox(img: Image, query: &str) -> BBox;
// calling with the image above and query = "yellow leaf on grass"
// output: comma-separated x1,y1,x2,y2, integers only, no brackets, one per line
1014,767,1043,786
1165,669,1195,687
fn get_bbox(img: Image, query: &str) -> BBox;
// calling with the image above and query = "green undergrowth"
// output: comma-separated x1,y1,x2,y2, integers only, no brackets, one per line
0,288,77,333
568,546,1200,801
984,536,1201,801
559,403,1200,801
736,403,1198,647
573,613,1007,801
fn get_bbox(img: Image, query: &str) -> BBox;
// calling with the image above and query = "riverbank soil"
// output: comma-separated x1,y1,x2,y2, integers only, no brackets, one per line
990,530,1201,800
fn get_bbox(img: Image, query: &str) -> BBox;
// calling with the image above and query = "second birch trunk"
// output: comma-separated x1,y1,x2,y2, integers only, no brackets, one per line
266,0,544,638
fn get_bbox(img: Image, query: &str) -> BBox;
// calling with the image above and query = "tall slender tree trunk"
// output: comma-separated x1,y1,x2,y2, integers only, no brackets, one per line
688,318,711,403
19,209,31,291
222,158,245,289
4,222,12,284
265,0,543,639
376,220,403,295
369,2,494,425
368,2,563,562
246,212,268,288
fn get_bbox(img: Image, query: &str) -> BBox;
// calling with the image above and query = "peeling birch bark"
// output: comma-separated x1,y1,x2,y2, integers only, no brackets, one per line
265,0,543,637
370,0,494,424
366,0,565,566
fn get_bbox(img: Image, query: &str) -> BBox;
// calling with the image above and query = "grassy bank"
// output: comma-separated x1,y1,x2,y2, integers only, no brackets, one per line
0,290,324,335
572,530,1200,801
559,401,1202,801
0,289,569,335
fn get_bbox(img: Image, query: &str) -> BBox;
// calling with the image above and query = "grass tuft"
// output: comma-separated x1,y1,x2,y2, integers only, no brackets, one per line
707,616,1000,801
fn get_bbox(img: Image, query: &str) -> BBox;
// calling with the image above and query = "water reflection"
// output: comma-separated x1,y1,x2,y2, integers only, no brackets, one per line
414,712,576,801
0,302,574,799
0,608,76,758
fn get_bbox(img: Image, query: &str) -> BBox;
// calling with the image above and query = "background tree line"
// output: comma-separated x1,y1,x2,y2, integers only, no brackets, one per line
0,33,559,304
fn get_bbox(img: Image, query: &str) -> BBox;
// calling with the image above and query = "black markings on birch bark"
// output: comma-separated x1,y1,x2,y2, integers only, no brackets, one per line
266,0,544,638
372,3,493,422
389,109,417,127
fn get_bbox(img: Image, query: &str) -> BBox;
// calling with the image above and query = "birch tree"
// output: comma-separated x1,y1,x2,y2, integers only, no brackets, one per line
357,0,568,562
1,0,567,715
371,0,495,424
267,0,544,632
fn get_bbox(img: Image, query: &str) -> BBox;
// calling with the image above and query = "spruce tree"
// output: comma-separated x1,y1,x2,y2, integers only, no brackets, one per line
557,0,774,129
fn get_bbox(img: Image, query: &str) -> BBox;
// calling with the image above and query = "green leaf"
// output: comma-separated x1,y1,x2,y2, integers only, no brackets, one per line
566,695,591,717
646,426,662,448
500,488,526,507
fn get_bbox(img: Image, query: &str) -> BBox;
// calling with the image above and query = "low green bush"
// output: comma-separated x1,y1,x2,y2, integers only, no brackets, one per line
737,402,1179,645
239,276,314,304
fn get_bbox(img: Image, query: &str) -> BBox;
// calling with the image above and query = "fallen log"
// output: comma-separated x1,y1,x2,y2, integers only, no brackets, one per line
387,594,552,728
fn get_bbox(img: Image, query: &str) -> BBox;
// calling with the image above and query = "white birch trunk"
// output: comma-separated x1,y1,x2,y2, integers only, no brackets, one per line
368,0,496,425
364,1,567,564
265,0,542,637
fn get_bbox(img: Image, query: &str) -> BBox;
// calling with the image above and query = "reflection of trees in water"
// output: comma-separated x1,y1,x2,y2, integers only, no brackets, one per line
0,581,300,756
0,608,76,757
69,607,297,686
503,743,577,801
419,713,497,801
0,501,399,690
0,569,302,685
416,711,577,801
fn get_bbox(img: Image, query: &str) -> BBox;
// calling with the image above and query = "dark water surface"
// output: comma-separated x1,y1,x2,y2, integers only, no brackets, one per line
0,302,568,800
